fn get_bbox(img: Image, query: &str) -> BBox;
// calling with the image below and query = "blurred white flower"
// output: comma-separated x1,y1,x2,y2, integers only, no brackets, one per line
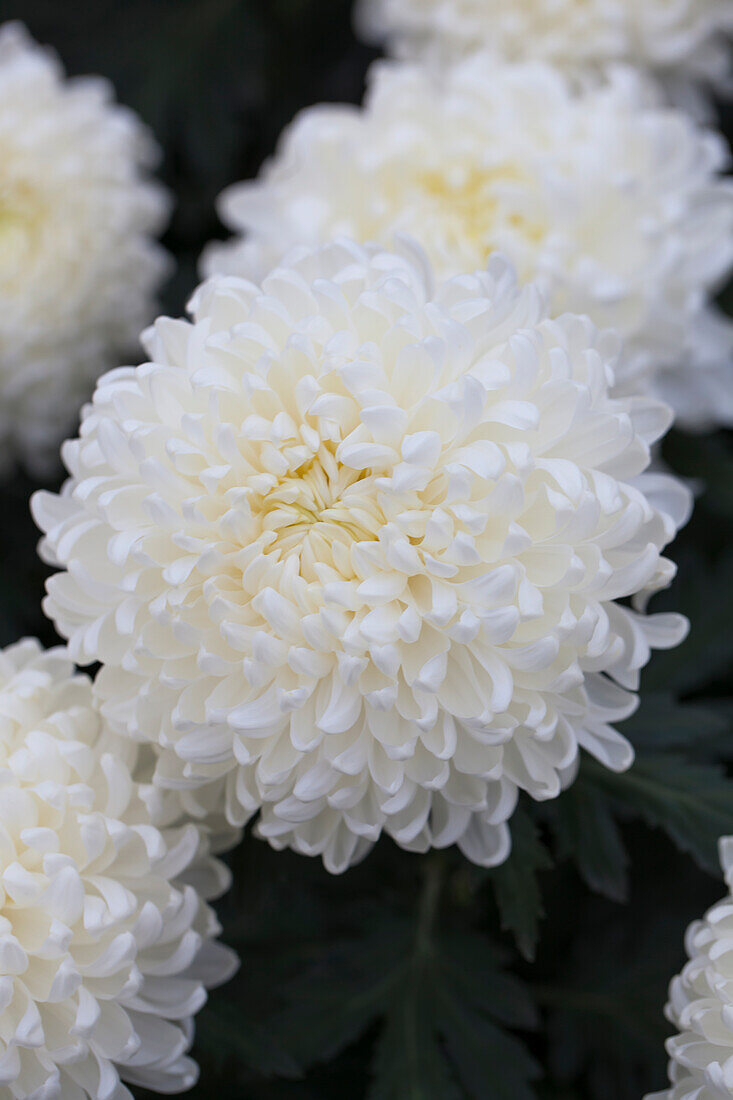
0,638,237,1099
355,0,733,92
647,839,733,1100
203,60,733,428
33,240,689,874
0,22,170,475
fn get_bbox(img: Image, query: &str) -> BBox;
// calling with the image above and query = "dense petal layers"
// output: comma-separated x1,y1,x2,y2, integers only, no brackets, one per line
356,0,733,90
203,60,733,427
0,22,169,474
0,639,236,1099
647,840,733,1100
33,241,689,873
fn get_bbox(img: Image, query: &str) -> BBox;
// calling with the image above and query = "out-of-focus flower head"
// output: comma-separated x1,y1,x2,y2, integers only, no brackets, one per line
0,22,170,475
0,639,237,1098
203,59,733,428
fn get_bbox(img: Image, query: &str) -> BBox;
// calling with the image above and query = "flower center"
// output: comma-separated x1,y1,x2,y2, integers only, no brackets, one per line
415,163,546,258
258,449,383,580
0,183,43,285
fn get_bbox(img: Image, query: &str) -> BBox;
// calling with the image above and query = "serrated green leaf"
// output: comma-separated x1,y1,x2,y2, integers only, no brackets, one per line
195,1001,302,1080
538,892,694,1100
368,978,463,1100
581,753,733,875
621,693,730,750
643,550,733,695
489,808,553,960
545,784,629,903
264,867,538,1100
438,988,539,1100
439,931,538,1030
270,917,406,1066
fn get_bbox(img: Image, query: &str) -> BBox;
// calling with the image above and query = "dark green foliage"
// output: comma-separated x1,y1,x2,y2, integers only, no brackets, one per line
1,2,733,1098
216,859,539,1100
540,903,685,1100
641,549,733,697
622,692,730,750
490,807,554,960
545,783,629,903
580,753,733,876
195,1004,302,1081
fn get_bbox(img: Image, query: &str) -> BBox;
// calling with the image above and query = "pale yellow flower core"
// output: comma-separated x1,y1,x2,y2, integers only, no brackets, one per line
258,448,382,582
413,163,546,259
0,183,42,286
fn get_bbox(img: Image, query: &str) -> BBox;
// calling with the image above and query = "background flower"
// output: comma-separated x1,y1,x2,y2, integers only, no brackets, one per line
203,59,733,429
0,638,237,1099
33,240,688,874
355,0,733,93
647,837,733,1100
0,22,170,476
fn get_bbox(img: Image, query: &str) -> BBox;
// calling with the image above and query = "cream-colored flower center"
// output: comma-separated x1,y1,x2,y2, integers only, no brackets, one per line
0,183,43,286
413,163,546,257
258,448,382,581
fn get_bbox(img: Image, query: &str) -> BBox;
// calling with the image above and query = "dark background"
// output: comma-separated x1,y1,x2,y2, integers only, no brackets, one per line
1,3,733,1097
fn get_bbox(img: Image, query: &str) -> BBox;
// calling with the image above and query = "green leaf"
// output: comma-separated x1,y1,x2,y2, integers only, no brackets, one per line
545,785,629,903
369,938,539,1100
538,892,693,1100
270,916,405,1066
489,808,553,960
369,980,462,1100
439,931,538,1030
195,1000,302,1080
438,989,538,1100
581,753,733,875
621,693,730,751
544,696,733,902
265,866,538,1100
643,550,733,695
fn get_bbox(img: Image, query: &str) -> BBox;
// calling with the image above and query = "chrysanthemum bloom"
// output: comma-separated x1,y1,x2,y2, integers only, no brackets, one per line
33,241,689,874
0,22,170,475
355,0,733,92
0,638,237,1099
203,60,733,428
647,839,733,1100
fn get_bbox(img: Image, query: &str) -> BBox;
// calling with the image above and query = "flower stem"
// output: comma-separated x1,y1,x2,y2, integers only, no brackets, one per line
415,852,445,958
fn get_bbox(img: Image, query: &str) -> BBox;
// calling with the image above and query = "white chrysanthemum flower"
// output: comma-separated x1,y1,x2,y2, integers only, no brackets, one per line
647,839,733,1100
0,638,237,1100
32,240,690,874
203,60,733,428
355,0,733,91
0,22,170,475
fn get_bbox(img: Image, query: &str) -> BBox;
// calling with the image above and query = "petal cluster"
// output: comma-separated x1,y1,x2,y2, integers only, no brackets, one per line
203,60,733,428
355,0,733,89
0,639,236,1100
0,22,170,475
647,840,733,1100
33,240,689,874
